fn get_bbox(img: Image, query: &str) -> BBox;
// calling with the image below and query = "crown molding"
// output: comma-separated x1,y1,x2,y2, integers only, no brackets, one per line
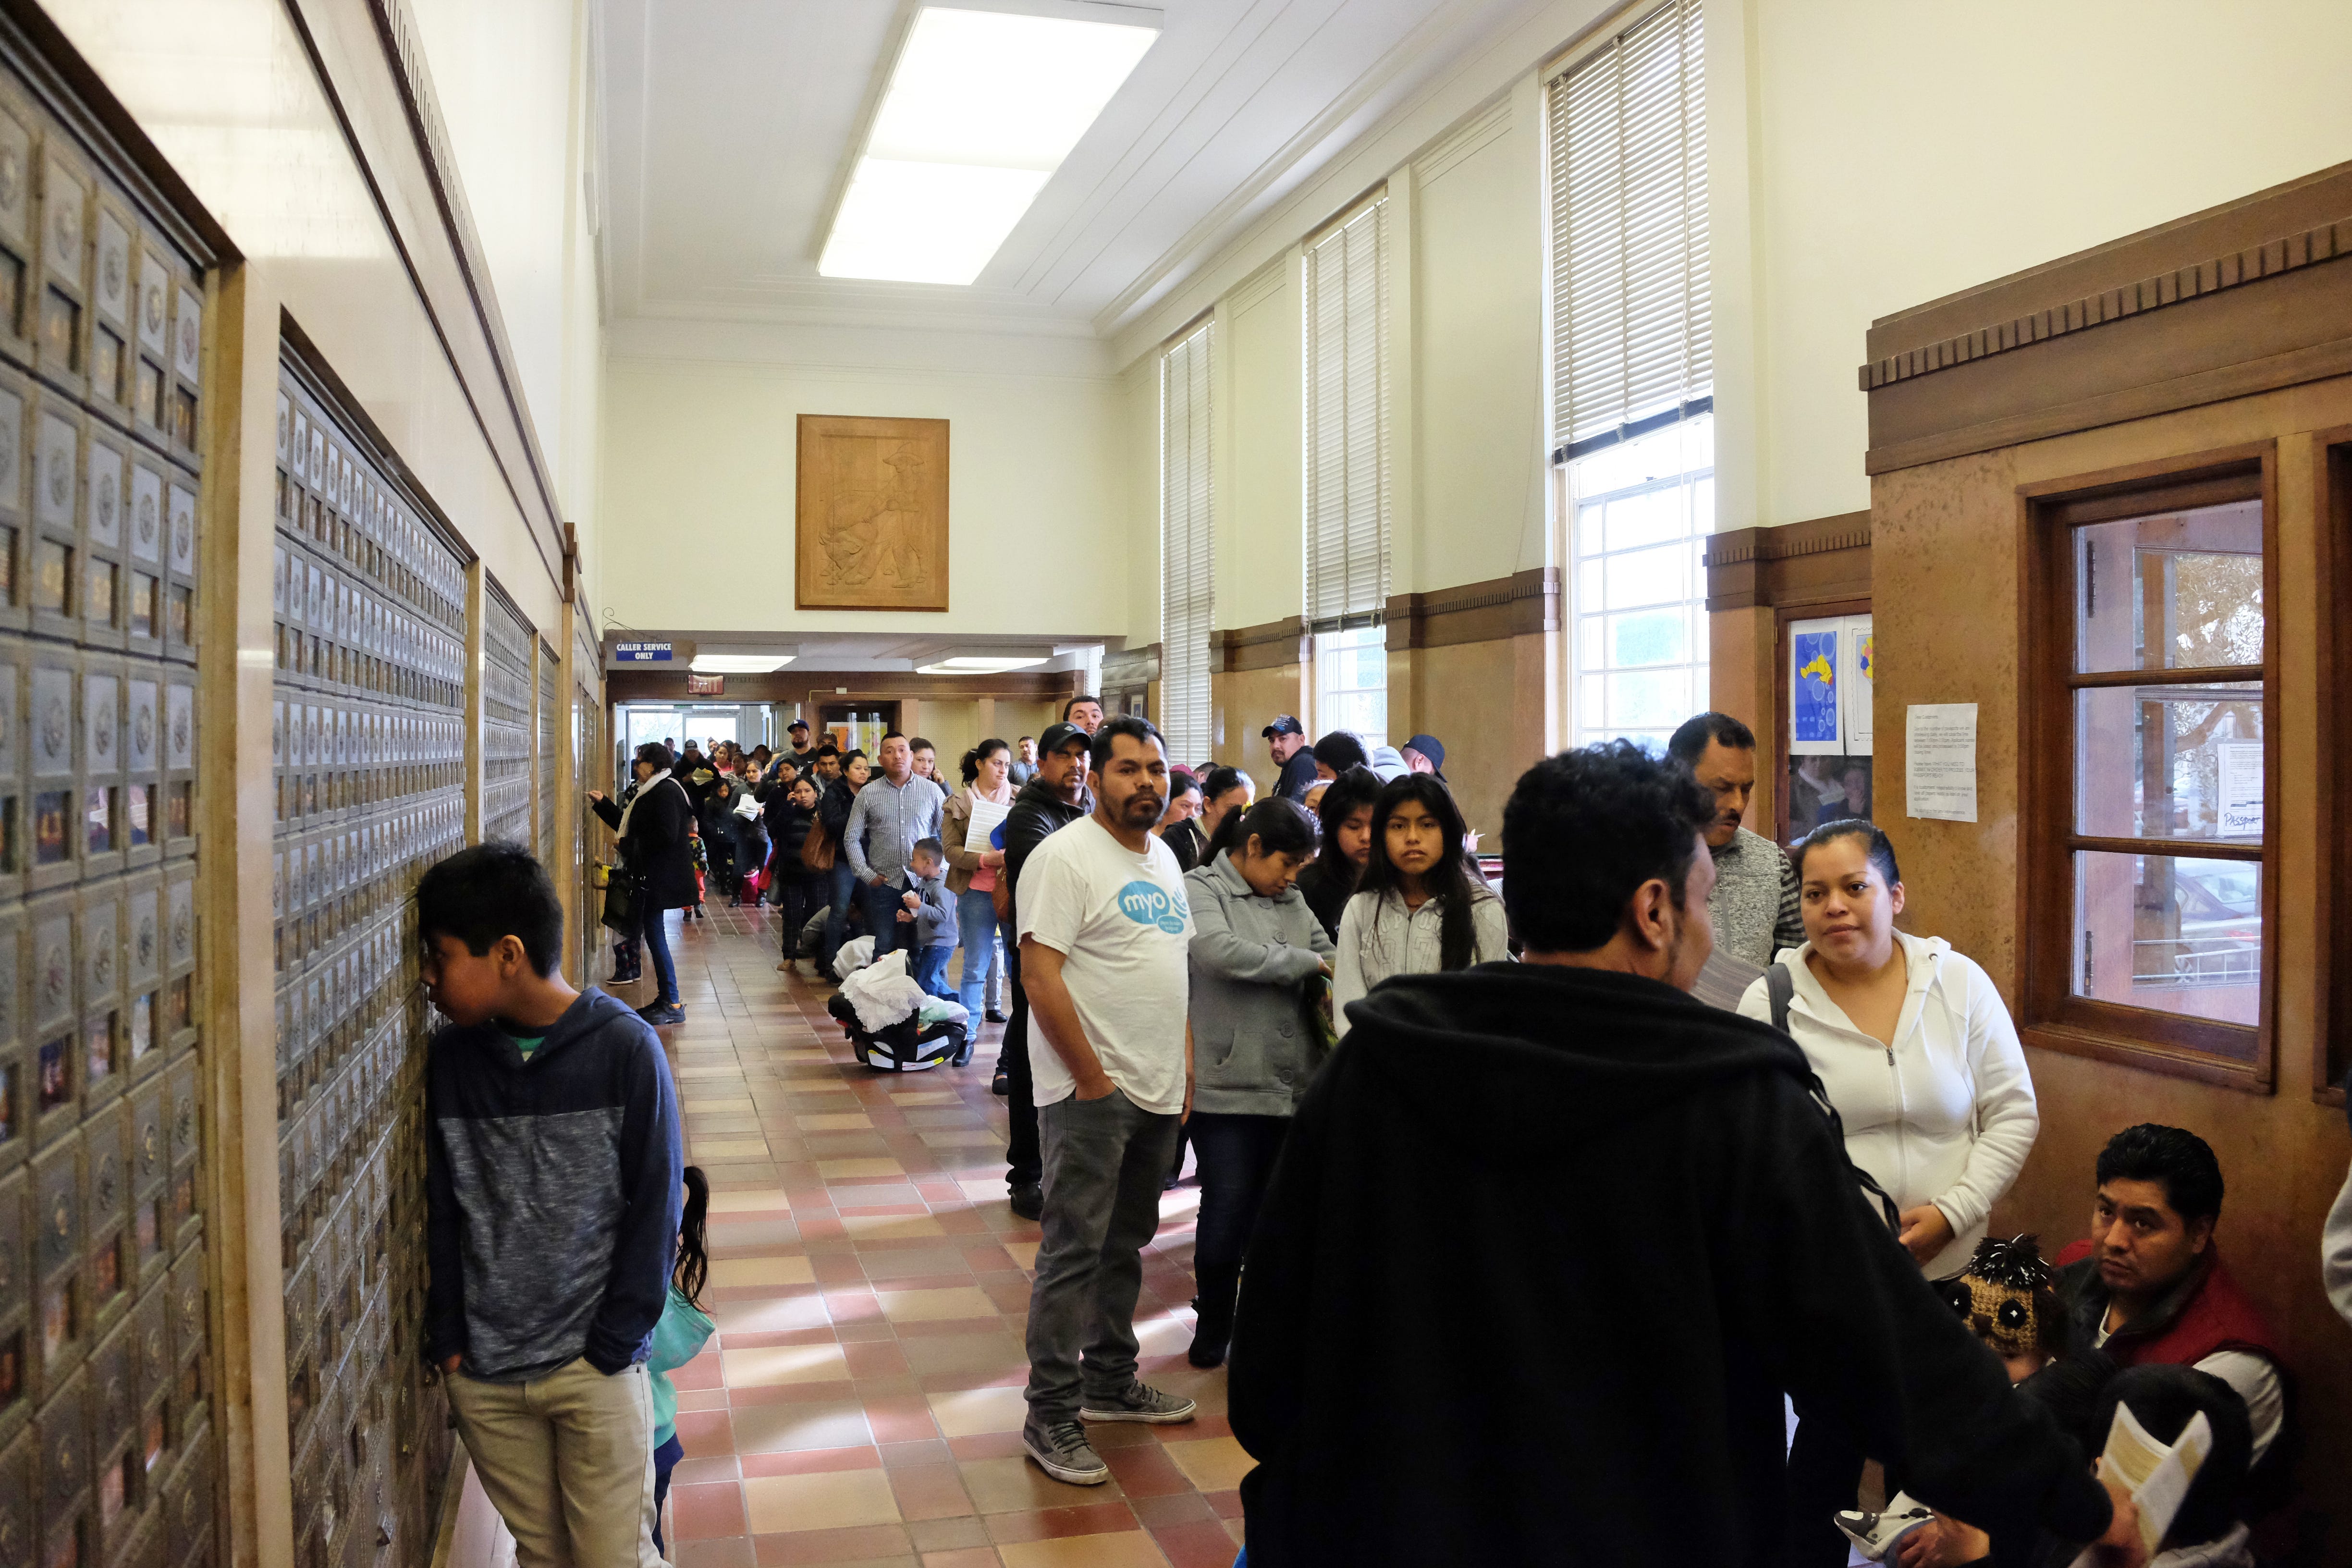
605,313,1122,380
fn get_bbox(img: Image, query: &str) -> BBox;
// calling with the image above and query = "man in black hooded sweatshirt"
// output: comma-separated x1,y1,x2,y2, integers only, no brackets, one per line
1226,742,2144,1568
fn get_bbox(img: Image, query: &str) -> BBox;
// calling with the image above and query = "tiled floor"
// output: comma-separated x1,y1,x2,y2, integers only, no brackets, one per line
619,904,1241,1568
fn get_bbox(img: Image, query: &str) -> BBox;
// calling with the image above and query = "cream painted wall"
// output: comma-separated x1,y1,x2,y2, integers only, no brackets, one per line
1219,260,1305,626
598,356,1129,635
1744,0,2352,527
1410,86,1547,592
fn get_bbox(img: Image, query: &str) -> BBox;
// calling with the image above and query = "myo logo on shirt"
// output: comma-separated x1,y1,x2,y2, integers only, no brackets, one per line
1116,880,1188,934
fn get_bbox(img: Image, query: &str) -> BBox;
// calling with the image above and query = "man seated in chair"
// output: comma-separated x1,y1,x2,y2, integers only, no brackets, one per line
2055,1125,2288,1474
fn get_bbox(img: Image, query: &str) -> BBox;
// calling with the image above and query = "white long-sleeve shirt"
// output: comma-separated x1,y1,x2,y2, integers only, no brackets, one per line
1738,931,2038,1280
2326,1160,2352,1329
1332,887,1511,1036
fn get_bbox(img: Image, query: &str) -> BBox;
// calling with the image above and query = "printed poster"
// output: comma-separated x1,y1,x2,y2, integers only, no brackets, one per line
2216,741,2263,838
1789,619,1843,755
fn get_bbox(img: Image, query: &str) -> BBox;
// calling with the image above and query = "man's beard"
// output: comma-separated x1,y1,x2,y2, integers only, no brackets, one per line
1118,792,1164,826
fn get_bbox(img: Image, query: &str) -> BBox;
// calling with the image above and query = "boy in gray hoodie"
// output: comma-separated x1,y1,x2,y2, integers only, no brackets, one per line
900,838,961,1000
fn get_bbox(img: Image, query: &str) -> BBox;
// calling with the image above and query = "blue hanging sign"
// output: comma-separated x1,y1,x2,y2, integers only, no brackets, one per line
614,643,674,662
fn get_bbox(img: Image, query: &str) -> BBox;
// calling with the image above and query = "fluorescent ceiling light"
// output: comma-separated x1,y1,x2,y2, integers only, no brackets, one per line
820,5,1157,285
690,654,796,674
916,655,1051,674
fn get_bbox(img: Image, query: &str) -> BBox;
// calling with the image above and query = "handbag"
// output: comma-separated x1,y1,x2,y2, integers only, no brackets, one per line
601,866,644,934
802,811,837,873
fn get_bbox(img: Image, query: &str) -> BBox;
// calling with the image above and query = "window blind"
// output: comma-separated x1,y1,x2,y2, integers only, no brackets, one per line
1550,0,1710,463
1304,196,1390,631
1160,321,1214,764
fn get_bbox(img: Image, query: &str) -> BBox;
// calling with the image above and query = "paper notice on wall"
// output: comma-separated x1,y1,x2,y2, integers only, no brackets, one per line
2217,741,2263,838
1842,616,1874,757
1905,704,1978,823
1789,618,1844,756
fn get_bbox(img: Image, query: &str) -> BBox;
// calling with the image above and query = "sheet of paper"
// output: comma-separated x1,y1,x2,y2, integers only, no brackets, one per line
1905,704,1978,823
964,794,1011,850
1841,615,1874,757
2069,1405,2211,1565
2217,740,2263,838
1790,617,1844,756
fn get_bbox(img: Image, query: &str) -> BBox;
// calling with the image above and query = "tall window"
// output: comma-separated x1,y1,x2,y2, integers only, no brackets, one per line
1160,321,1214,764
1550,0,1710,751
1305,196,1390,747
2027,462,2272,1087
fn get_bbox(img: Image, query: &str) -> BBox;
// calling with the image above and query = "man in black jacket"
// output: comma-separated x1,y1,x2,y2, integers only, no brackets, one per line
1227,742,2143,1568
998,722,1093,1220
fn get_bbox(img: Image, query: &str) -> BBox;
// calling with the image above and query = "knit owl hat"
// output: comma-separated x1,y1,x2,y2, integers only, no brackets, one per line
1941,1234,2066,1361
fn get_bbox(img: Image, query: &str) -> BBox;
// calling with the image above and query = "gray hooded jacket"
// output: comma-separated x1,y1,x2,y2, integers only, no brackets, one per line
1184,851,1337,1116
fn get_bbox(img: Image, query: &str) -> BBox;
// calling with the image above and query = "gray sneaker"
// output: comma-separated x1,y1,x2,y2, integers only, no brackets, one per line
1078,1380,1198,1424
1022,1417,1110,1485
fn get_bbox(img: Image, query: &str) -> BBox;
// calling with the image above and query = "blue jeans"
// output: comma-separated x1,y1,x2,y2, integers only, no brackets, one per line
641,907,679,1005
859,875,908,959
651,1432,685,1554
956,888,1011,1015
910,944,956,999
820,859,860,969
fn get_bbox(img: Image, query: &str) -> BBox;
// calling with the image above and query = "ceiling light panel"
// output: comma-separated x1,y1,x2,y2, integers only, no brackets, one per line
820,5,1158,285
916,655,1052,674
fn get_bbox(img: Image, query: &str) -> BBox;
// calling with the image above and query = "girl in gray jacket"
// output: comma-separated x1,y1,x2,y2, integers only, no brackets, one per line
1182,797,1336,1368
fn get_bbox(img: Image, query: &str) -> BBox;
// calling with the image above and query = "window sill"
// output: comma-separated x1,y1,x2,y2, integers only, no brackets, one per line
2021,1019,2274,1095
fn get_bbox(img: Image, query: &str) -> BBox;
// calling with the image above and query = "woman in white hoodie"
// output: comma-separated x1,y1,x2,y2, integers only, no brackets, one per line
1742,819,2040,1566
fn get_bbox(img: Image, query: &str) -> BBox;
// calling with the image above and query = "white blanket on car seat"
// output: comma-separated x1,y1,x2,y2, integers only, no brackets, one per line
841,949,925,1032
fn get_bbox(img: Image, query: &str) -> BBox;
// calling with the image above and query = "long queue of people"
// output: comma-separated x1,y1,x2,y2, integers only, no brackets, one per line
558,699,2337,1567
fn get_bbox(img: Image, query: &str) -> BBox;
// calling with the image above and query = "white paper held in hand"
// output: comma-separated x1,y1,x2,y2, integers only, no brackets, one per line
2067,1402,2213,1565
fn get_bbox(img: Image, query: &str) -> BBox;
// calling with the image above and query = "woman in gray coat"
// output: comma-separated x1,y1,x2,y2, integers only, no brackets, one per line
1183,797,1335,1369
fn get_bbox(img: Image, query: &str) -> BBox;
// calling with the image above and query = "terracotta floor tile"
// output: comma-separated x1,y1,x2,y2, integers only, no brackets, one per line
841,1213,948,1240
725,1343,851,1386
924,1385,1032,1439
1156,1438,1251,1493
885,1462,977,1522
1151,1519,1244,1568
743,1469,904,1533
906,1518,992,1552
749,1522,915,1564
992,1533,1167,1568
731,1399,876,1455
736,1446,882,1478
671,1481,749,1540
878,1287,997,1323
914,1550,1000,1568
982,1501,1142,1543
955,1456,1123,1516
674,1537,758,1568
712,1256,819,1287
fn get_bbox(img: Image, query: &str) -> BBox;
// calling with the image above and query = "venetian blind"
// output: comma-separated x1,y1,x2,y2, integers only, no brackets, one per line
1549,0,1710,461
1160,321,1215,764
1304,196,1390,630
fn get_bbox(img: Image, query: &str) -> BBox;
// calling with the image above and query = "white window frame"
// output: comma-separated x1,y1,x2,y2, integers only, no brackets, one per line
1159,320,1215,766
1566,417,1715,754
1304,194,1391,741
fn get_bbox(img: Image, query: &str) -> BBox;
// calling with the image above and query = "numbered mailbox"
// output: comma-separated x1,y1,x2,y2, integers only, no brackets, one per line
0,366,33,635
83,660,131,881
31,1132,78,1386
160,674,190,860
0,635,28,905
122,679,157,870
78,1094,122,1260
162,1417,207,1565
27,898,72,1145
0,1387,26,1551
81,432,126,653
27,395,76,643
165,1246,201,1425
161,868,192,1047
0,909,23,1180
161,472,194,667
125,1080,161,1290
124,457,162,660
122,877,158,1082
161,1053,196,1250
86,1314,134,1552
87,199,132,429
34,145,90,400
74,889,120,1112
131,1274,165,1433
131,246,168,450
0,98,37,374
165,264,199,470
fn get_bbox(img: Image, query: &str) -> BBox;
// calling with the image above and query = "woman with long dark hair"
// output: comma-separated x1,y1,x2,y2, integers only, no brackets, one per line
1293,764,1381,941
943,738,1017,1031
1197,765,1253,857
1331,773,1508,1034
588,740,697,1025
816,748,871,974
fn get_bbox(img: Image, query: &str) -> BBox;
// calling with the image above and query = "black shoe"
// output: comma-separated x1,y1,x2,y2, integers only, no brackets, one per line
985,1009,1007,1024
637,1001,685,1027
953,1043,973,1067
1008,1183,1043,1222
1185,1329,1228,1370
991,1067,1010,1096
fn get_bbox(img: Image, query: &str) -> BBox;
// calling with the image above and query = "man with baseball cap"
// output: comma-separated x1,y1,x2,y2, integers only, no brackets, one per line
1401,733,1447,781
996,722,1096,1219
787,718,817,769
1263,715,1316,802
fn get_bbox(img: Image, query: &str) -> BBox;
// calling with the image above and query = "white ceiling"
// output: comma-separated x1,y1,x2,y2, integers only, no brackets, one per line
602,629,1104,673
596,0,1542,349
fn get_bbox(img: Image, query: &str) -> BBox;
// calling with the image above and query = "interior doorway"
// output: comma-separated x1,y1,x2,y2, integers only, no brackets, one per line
819,702,900,758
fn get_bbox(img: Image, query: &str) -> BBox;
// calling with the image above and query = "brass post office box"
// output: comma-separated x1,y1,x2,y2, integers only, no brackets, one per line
0,637,28,903
0,368,32,634
161,474,193,665
124,458,160,658
87,201,131,427
130,249,167,448
0,101,36,373
159,676,189,858
34,149,89,399
28,398,76,642
0,1426,32,1568
82,430,126,653
76,889,121,1108
161,1418,205,1562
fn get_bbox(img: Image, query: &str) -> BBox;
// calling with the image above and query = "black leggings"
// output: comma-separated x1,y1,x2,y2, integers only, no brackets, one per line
1187,1111,1290,1328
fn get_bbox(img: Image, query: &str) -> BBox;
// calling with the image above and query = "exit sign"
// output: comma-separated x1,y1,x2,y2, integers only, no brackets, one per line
686,674,725,696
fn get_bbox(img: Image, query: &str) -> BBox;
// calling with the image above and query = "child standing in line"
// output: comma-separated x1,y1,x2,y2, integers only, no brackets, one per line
418,843,684,1568
647,1168,716,1556
899,838,961,1002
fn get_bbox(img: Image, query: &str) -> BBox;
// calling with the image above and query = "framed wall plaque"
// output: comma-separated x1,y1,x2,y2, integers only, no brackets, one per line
795,414,948,612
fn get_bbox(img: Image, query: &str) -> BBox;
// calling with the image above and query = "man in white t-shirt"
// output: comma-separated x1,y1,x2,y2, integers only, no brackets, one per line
1016,716,1200,1486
